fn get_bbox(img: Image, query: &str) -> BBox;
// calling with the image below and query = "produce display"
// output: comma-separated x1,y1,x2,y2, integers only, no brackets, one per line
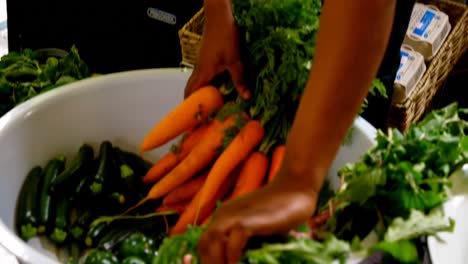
149,102,467,264
9,0,468,263
15,141,177,263
0,45,91,117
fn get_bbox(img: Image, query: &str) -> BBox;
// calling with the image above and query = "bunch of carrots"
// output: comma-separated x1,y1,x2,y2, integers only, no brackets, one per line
136,85,287,235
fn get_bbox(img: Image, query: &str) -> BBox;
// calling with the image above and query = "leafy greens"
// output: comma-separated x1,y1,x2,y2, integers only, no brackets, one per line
0,45,91,116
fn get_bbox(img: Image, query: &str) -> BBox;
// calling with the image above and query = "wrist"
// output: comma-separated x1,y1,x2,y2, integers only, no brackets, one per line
274,157,327,200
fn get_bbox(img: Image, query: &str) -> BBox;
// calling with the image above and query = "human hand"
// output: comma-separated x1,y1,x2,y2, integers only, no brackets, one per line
197,178,318,264
184,9,250,100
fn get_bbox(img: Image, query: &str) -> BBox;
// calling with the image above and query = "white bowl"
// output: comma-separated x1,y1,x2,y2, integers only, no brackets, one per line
0,68,377,264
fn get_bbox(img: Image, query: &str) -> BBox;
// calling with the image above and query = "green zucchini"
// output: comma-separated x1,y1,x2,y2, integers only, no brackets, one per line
89,141,113,195
49,197,70,244
15,166,43,241
38,155,66,233
73,159,98,200
113,147,136,189
70,210,95,241
85,221,109,248
50,144,94,194
120,149,153,176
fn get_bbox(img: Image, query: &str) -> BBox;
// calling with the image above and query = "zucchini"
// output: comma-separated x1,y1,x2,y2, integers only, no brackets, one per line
85,221,109,248
120,149,153,176
113,147,136,189
15,166,43,241
38,155,66,233
49,197,70,244
50,144,94,194
89,141,113,195
70,210,95,241
73,159,98,200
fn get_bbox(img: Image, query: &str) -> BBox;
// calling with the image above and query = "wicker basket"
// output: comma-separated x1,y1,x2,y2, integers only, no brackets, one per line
387,0,468,131
178,8,205,67
179,1,467,131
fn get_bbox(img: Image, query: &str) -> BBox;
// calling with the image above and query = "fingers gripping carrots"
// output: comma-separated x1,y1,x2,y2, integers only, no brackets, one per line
140,86,223,151
267,144,286,183
134,85,291,235
170,170,238,235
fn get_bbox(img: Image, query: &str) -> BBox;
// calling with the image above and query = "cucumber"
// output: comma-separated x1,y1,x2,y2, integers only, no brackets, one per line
89,141,113,195
50,144,94,194
49,197,70,244
38,156,66,233
15,166,43,241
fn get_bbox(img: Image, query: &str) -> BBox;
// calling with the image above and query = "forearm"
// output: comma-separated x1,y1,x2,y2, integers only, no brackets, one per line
204,0,234,21
280,0,396,193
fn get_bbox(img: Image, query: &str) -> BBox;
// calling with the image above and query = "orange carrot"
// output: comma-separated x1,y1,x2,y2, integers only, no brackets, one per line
162,174,207,205
143,124,210,184
140,86,223,151
156,202,189,215
170,170,238,235
197,120,265,211
226,152,269,200
146,116,236,200
267,145,286,183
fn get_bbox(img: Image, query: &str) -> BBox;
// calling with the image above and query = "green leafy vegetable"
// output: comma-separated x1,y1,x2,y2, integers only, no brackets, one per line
0,45,91,116
243,235,350,264
370,240,418,263
152,226,204,264
384,208,454,243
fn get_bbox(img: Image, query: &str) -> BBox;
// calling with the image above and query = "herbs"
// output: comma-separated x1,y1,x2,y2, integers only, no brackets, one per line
0,45,91,116
231,0,322,146
317,102,468,262
228,0,387,154
153,103,467,264
242,235,350,264
153,226,204,264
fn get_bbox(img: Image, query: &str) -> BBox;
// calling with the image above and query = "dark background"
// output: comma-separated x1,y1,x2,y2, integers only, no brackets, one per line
6,0,203,74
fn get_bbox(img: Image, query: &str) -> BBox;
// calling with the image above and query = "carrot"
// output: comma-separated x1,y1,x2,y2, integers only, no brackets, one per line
146,116,236,200
156,202,189,215
226,152,269,200
143,124,210,184
170,170,238,235
267,145,286,183
140,86,223,151
162,174,207,205
201,212,213,226
197,120,265,211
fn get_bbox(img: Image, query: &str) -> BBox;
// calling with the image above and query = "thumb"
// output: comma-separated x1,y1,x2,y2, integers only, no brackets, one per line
228,62,251,100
